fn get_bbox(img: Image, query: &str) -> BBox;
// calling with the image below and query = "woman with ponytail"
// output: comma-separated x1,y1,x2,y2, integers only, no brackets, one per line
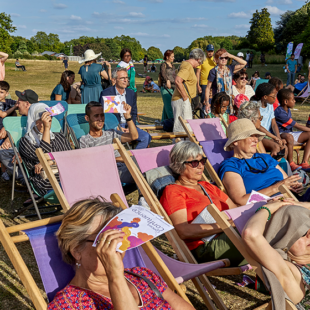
251,83,287,158
51,70,75,103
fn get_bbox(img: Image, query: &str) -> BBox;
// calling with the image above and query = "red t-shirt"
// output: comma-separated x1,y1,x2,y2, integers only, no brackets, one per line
160,181,229,250
229,115,238,123
273,98,280,111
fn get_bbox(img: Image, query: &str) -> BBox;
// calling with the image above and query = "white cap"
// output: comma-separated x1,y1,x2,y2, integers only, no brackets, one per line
237,52,244,57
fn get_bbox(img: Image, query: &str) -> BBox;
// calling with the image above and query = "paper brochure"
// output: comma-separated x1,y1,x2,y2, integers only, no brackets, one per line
45,102,65,116
92,205,173,253
246,190,283,204
103,95,126,113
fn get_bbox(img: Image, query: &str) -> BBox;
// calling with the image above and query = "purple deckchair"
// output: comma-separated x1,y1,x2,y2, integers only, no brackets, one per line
187,118,226,142
24,144,228,302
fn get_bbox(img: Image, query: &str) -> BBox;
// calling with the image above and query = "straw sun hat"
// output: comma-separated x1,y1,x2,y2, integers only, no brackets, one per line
79,49,102,64
224,119,265,151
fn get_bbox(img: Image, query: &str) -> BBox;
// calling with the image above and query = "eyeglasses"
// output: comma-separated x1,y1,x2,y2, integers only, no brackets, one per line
118,77,129,81
244,156,269,174
183,157,207,168
123,54,131,58
219,57,229,60
239,77,247,80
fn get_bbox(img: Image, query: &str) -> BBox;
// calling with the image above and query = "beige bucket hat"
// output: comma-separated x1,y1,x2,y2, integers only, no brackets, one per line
224,118,265,151
79,49,102,64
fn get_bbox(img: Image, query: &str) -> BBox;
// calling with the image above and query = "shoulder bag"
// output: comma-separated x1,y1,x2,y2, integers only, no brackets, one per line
183,82,202,111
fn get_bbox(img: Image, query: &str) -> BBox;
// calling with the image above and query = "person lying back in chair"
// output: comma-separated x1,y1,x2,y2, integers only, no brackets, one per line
49,197,194,310
79,101,138,185
160,141,246,267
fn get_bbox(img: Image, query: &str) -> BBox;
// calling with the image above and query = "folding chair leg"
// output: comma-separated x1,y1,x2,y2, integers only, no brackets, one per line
294,149,300,165
11,159,16,201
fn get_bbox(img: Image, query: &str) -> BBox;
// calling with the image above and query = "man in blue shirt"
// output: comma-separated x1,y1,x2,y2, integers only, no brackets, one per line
286,54,297,87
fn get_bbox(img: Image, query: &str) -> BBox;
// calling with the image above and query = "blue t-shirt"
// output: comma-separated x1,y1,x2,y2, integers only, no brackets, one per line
218,153,283,194
0,99,16,130
208,65,235,97
150,81,160,91
287,59,297,72
51,84,70,101
260,102,275,132
295,81,307,91
274,106,296,134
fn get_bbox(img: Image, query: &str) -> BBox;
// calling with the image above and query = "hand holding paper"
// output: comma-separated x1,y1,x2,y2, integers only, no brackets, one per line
103,96,126,113
45,102,65,116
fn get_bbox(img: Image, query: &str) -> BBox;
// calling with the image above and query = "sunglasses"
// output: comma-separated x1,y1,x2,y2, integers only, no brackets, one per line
219,57,229,60
239,77,247,80
244,156,269,174
183,157,207,168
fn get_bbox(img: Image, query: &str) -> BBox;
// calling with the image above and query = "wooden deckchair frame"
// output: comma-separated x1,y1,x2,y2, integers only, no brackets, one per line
207,192,298,310
35,147,192,306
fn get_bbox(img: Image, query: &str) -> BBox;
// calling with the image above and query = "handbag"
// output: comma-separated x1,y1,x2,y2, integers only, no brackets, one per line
183,82,202,111
124,270,163,299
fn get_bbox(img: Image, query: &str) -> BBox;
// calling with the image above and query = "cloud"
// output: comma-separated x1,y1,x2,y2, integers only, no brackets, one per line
191,24,209,28
70,15,82,20
40,9,47,12
18,25,27,29
53,3,68,9
113,0,125,3
228,11,251,18
277,0,292,3
265,5,285,15
114,26,124,29
234,24,249,29
129,12,145,17
11,13,20,17
138,0,163,2
265,0,273,3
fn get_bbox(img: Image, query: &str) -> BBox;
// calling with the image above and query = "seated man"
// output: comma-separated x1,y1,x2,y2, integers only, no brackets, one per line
100,67,151,149
79,101,138,185
150,63,157,72
15,59,26,71
293,75,307,95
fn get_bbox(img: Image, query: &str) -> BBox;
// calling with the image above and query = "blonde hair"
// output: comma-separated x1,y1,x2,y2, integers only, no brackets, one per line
56,197,122,265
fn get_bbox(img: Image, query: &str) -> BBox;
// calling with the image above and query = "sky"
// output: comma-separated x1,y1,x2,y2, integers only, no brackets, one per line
2,0,306,53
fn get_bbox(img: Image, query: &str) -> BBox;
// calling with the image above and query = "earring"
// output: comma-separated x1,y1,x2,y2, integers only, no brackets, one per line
76,262,81,269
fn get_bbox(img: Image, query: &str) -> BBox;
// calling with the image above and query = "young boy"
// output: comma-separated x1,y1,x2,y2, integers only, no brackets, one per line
275,88,310,171
0,81,18,180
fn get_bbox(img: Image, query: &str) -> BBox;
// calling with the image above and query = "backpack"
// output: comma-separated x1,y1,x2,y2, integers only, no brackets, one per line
101,63,112,90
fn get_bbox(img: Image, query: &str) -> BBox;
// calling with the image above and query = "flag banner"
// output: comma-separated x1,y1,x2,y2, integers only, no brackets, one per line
294,43,303,59
286,42,294,60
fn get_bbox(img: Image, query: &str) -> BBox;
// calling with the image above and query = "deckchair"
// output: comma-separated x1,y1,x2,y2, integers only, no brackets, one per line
35,144,231,309
295,84,310,105
117,140,252,310
254,79,269,91
3,116,62,219
208,192,298,310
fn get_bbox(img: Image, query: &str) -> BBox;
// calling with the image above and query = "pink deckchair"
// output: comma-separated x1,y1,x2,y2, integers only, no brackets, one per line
296,84,310,105
36,145,231,309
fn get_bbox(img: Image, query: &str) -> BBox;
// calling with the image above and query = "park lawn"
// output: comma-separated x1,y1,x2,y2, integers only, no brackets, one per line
0,59,309,310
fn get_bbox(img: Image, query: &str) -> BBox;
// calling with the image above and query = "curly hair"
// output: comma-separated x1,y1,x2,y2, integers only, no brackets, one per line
238,101,261,122
211,92,230,114
251,83,275,101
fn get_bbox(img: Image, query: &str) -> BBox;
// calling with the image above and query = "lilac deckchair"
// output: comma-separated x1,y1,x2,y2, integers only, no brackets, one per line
187,118,226,142
296,85,310,105
32,145,228,303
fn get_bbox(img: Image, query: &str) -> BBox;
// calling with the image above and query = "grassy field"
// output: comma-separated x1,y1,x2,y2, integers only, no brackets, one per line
0,59,310,310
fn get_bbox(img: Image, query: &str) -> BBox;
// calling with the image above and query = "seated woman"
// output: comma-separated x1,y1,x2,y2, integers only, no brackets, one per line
243,199,310,308
19,103,71,197
218,119,302,206
206,92,230,133
51,70,75,103
48,197,194,310
160,141,246,267
141,76,152,93
232,69,254,100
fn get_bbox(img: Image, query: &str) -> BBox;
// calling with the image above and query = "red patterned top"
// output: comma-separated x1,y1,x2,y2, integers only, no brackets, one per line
48,267,171,310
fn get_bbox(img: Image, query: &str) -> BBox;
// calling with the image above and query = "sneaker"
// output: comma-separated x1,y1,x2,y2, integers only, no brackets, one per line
300,162,310,172
290,162,301,172
138,197,151,210
1,171,10,181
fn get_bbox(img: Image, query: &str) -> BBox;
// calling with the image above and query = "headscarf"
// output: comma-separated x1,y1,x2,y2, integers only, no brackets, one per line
262,205,310,309
143,76,151,87
25,103,55,146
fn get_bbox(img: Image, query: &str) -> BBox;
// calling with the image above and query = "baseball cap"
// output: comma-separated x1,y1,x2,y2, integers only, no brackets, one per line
15,89,39,104
206,44,214,51
265,72,271,77
237,52,244,57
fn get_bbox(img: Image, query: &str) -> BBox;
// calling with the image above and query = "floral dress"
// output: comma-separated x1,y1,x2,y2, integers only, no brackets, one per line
48,267,171,310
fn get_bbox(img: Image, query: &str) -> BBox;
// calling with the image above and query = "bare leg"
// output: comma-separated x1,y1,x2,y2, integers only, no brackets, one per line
297,132,310,163
281,133,294,163
262,139,281,157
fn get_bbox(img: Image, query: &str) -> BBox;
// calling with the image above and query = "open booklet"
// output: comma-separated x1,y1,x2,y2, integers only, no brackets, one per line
92,205,174,253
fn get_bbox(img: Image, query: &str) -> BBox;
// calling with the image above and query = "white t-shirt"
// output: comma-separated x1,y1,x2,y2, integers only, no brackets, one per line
260,102,275,132
232,85,255,100
246,53,250,61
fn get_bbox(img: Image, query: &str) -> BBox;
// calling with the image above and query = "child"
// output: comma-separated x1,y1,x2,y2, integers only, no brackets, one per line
206,92,230,133
230,93,248,123
251,83,287,158
275,88,310,171
268,77,283,110
0,81,18,180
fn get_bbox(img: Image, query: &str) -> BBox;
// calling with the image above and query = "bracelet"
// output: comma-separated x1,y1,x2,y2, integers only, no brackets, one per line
125,117,132,122
255,206,271,221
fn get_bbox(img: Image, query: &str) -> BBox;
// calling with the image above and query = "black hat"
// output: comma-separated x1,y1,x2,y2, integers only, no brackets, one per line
15,89,38,104
265,72,271,77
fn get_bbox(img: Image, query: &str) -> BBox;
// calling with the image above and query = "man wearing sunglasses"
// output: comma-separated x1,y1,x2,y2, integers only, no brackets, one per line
204,49,247,114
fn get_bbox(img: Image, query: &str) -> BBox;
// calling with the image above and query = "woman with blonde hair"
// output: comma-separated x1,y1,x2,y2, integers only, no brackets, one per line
48,197,195,310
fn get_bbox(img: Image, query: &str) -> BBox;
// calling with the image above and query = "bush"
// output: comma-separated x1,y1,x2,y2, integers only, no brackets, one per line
14,51,23,59
228,49,257,56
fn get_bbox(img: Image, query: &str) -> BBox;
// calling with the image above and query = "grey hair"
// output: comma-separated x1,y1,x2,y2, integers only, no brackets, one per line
169,141,204,175
111,67,127,79
238,101,261,122
189,48,206,64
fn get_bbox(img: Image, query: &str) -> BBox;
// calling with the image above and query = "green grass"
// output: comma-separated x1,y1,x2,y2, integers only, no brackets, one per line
1,59,309,310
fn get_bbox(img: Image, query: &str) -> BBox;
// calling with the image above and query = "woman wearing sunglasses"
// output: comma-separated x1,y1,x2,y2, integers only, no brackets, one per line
204,48,247,114
218,119,302,207
232,69,255,100
160,141,246,267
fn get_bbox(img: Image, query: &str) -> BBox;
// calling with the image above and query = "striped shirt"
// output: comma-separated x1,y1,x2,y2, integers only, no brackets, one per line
19,132,72,196
79,129,123,157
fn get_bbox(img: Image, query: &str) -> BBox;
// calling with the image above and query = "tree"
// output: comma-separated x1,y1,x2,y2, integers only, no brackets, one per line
18,40,28,54
221,39,233,51
173,46,186,61
0,12,16,53
147,46,163,61
26,40,35,54
105,38,121,59
247,8,275,52
274,11,295,53
113,35,143,60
